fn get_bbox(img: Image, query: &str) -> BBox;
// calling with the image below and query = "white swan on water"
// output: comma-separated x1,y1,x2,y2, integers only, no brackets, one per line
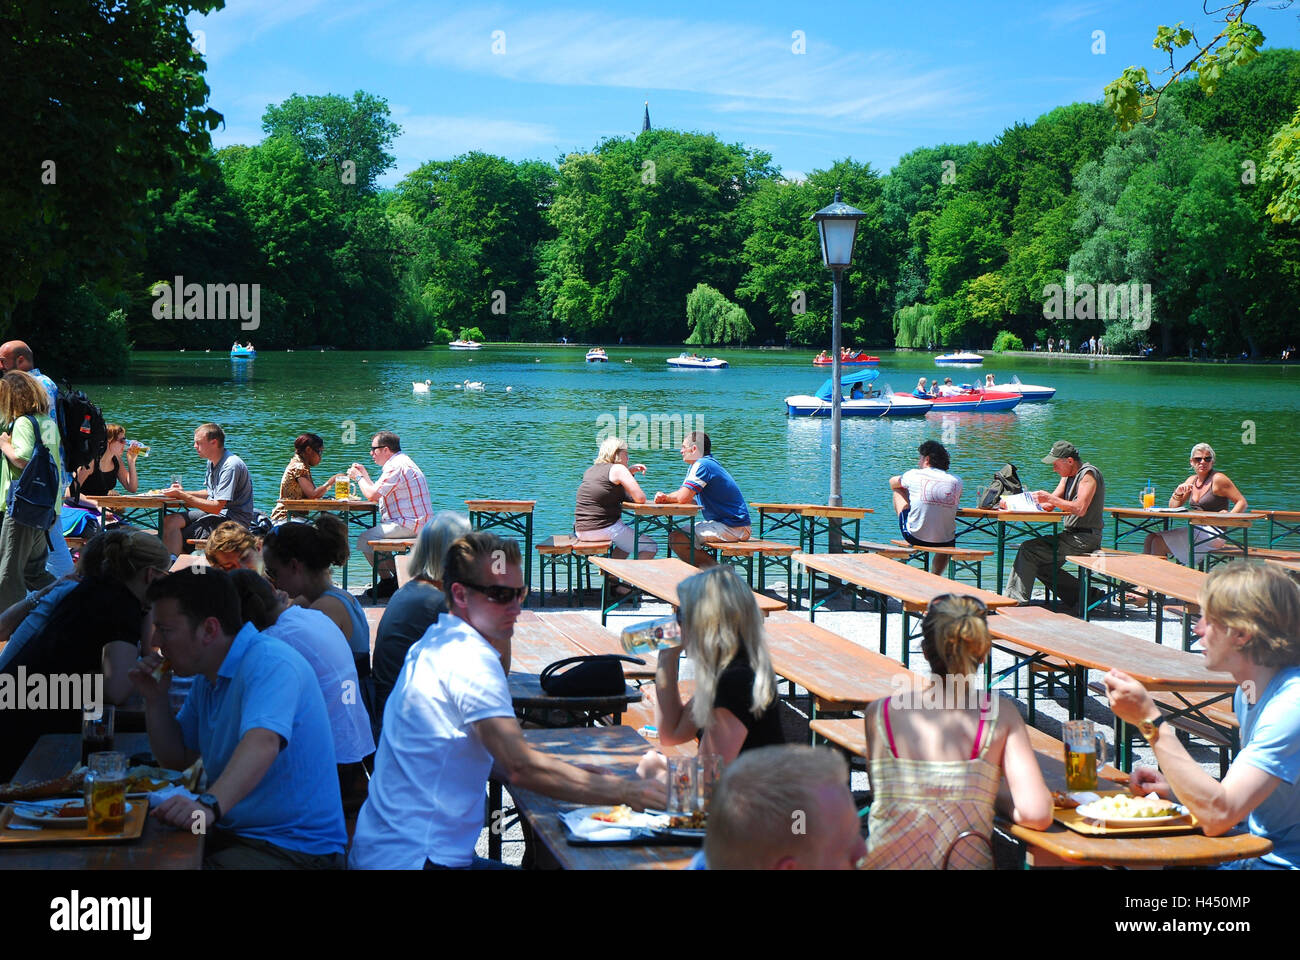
413,379,431,393
463,379,486,392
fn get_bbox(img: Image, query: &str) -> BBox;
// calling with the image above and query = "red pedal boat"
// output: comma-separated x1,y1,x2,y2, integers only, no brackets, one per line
813,351,879,366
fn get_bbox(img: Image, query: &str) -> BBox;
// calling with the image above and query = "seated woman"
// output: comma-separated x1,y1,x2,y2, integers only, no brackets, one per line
371,510,470,732
912,377,930,399
637,566,784,779
864,594,1052,869
229,569,375,809
1142,443,1247,565
203,521,263,573
849,382,866,400
574,436,657,560
69,423,139,509
0,530,170,779
1107,562,1300,869
260,514,371,679
270,433,347,524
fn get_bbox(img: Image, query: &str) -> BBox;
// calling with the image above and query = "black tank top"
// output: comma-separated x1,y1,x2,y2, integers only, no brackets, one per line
78,456,120,496
574,463,625,532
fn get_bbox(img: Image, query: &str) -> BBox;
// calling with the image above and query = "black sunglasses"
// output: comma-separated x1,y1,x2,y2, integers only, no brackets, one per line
1191,456,1212,463
459,582,528,605
370,445,386,452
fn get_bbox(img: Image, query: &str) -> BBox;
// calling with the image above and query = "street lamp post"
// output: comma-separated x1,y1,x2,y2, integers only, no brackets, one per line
810,188,867,552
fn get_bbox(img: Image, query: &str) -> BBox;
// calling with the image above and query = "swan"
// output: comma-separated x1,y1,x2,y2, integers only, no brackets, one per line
505,386,513,393
463,380,485,392
413,379,431,393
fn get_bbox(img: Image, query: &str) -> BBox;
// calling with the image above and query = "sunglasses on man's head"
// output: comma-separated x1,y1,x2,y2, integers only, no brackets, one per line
459,582,528,604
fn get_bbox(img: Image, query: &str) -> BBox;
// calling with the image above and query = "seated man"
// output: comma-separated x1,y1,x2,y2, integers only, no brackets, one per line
699,744,865,869
937,377,960,397
349,431,432,601
1004,441,1104,607
131,568,347,868
1107,562,1300,869
889,439,962,575
653,431,751,569
162,423,255,557
349,532,664,869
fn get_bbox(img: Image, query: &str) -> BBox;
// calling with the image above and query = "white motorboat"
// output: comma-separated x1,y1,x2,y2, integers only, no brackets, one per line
986,375,1056,401
585,348,608,362
449,339,482,350
666,352,728,369
935,351,983,365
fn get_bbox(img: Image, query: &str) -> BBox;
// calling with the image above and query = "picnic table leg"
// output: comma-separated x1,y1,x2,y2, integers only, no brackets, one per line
600,573,610,627
1183,610,1193,651
878,592,888,656
995,525,1006,595
524,511,533,592
1078,568,1091,620
688,515,695,566
901,609,911,668
1155,594,1165,645
1049,534,1058,611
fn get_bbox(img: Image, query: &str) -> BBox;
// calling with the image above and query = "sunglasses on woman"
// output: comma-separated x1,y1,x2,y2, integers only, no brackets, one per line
460,582,529,604
1191,456,1212,463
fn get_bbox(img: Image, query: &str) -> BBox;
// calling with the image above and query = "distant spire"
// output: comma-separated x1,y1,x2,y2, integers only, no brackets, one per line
642,100,650,133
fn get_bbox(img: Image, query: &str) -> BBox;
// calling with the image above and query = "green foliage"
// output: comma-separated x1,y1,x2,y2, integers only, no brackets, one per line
261,92,399,203
684,284,753,345
430,327,453,345
1262,106,1300,223
892,303,939,347
458,326,485,343
8,273,132,377
0,0,226,317
991,330,1024,353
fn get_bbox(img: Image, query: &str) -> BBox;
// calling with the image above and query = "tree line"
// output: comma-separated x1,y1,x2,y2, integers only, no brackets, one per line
5,2,1299,373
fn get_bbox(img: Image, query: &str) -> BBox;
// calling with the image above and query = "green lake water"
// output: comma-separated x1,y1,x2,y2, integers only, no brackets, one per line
99,347,1299,585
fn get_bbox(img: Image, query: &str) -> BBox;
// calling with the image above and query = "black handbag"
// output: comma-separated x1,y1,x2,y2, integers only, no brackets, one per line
539,654,645,697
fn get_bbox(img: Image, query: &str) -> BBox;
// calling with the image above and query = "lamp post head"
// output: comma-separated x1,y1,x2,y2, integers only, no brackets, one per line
810,187,867,270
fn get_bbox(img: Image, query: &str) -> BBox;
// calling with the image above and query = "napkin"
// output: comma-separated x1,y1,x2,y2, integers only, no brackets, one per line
560,807,666,842
145,785,199,809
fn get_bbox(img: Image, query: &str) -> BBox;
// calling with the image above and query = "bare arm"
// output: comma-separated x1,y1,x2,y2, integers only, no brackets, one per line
129,656,199,770
653,485,696,505
476,717,666,809
698,708,748,765
1038,472,1095,517
996,705,1054,830
652,648,698,745
1215,473,1248,513
101,640,140,706
117,455,139,494
609,463,647,505
888,475,905,492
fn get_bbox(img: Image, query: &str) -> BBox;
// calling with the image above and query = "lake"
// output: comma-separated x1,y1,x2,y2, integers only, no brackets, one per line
94,347,1299,585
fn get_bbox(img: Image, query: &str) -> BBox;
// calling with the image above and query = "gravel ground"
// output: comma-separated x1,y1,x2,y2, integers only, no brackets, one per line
476,577,1230,866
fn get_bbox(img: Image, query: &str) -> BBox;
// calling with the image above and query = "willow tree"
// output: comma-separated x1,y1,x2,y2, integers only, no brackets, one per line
684,284,753,345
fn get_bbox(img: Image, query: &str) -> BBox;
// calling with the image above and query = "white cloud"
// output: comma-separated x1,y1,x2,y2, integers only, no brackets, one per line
1036,2,1110,30
373,8,974,131
390,110,558,166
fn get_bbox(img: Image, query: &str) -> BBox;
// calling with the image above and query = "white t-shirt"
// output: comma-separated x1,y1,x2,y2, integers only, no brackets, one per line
901,467,963,543
348,614,515,869
264,605,375,764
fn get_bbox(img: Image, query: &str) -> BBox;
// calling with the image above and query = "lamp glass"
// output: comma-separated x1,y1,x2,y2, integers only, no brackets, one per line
818,217,858,269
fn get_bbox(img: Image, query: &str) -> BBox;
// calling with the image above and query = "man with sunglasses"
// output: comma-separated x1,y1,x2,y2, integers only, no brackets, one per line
348,431,431,601
350,532,666,869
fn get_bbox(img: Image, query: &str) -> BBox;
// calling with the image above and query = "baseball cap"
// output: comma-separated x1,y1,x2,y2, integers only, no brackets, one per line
1042,441,1079,464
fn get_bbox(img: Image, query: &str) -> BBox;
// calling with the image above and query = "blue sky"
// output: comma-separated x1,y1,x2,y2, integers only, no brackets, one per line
191,0,1300,184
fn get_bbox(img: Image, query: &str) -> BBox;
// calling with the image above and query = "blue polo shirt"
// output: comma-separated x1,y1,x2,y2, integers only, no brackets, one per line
683,455,751,527
1235,666,1300,868
176,623,346,855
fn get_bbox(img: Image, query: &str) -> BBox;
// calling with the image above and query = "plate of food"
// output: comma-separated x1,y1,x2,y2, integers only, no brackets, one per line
1075,793,1188,826
560,805,670,843
11,799,93,826
124,766,186,793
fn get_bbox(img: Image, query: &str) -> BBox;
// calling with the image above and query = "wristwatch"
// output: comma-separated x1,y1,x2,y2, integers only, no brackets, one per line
1137,714,1166,744
197,793,222,823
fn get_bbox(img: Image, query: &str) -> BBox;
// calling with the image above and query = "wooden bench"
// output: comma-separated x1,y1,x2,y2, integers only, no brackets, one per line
697,538,799,598
536,536,613,607
889,539,992,587
369,539,416,599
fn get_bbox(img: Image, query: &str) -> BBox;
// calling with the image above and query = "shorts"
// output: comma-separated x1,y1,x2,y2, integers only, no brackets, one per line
181,510,232,544
898,508,955,548
693,520,750,544
574,520,657,557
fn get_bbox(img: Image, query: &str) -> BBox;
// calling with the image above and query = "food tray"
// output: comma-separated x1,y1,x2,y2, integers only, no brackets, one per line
1055,791,1199,837
0,800,146,845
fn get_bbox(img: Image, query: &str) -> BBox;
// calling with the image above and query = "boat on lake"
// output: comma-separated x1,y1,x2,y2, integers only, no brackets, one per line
449,339,482,350
230,345,255,359
987,375,1056,401
667,352,728,369
935,351,983,365
813,350,879,367
785,368,932,417
585,347,608,362
926,389,1022,413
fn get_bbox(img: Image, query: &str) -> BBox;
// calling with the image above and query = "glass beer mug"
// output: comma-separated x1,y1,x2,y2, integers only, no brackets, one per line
1062,719,1108,792
84,751,128,834
335,476,351,500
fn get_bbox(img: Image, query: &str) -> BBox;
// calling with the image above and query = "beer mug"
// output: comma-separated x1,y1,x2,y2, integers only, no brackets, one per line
1062,719,1108,792
696,754,722,814
84,751,128,834
334,477,350,500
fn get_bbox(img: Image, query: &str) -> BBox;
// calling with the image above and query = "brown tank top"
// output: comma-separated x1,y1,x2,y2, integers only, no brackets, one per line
1063,463,1105,533
1193,470,1232,512
574,463,624,531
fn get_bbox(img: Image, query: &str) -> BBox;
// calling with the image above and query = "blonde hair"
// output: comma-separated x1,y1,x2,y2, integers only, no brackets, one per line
704,745,849,869
105,424,126,444
1190,442,1216,462
677,566,776,729
1201,561,1300,668
594,436,627,464
204,521,260,562
920,595,991,678
2,370,50,420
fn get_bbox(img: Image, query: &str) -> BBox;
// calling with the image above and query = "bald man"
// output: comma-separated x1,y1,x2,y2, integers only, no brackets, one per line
0,342,74,579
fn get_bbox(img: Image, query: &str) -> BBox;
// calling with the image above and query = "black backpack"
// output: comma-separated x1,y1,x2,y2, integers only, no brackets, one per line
56,386,107,496
977,463,1023,509
6,415,61,543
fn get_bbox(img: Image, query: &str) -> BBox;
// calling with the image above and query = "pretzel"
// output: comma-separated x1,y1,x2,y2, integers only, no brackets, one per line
0,769,85,802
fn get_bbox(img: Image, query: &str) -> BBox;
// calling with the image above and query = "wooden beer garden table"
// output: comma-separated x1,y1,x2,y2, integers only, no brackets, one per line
279,497,379,588
1070,552,1205,648
793,552,1018,665
1264,509,1300,548
0,732,203,869
466,499,537,590
621,501,699,564
1104,506,1265,569
985,605,1237,769
587,556,786,625
762,612,923,737
498,726,696,870
92,493,189,537
534,611,656,679
955,507,1066,607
